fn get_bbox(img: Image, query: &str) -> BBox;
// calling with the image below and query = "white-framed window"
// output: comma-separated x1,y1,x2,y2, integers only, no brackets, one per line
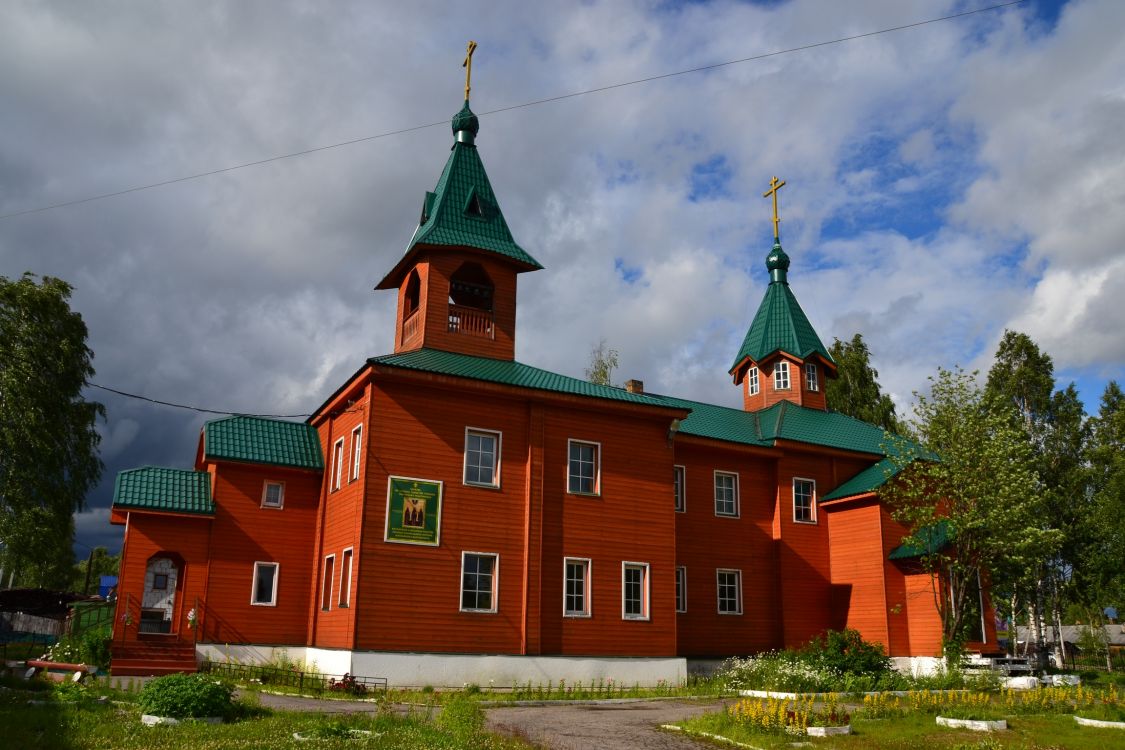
774,361,791,390
714,471,739,517
675,566,687,613
793,477,817,524
251,562,279,606
332,438,345,491
350,425,363,482
261,480,285,509
567,439,600,495
339,548,353,607
748,366,759,396
321,555,335,611
564,557,591,617
717,569,743,614
464,428,501,487
805,363,818,392
673,465,686,513
460,552,498,613
621,561,650,621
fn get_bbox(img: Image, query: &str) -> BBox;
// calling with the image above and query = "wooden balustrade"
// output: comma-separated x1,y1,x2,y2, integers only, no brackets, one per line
401,308,421,344
447,304,494,339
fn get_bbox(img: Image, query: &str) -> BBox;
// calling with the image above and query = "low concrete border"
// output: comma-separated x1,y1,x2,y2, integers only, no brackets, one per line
807,724,851,736
936,716,1007,731
1074,715,1125,729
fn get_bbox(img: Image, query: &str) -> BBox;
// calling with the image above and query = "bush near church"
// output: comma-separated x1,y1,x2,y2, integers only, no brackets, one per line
138,673,235,719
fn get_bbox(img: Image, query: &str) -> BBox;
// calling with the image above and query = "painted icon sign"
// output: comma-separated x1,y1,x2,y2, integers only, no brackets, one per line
385,476,443,546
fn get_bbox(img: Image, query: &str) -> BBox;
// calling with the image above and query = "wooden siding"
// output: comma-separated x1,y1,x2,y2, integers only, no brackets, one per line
203,462,320,645
825,499,889,647
672,443,780,656
113,512,211,641
395,249,519,361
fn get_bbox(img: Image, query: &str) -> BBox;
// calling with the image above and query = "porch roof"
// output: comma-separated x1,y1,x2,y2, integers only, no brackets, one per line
113,466,214,516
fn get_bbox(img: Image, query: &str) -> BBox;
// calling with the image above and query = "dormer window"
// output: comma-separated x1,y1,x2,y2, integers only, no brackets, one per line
774,361,791,390
805,363,818,392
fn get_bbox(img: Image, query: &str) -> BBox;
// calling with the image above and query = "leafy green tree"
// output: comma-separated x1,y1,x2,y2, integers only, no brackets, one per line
984,330,1088,666
0,273,103,588
71,546,120,594
882,366,1053,665
1085,381,1125,606
824,333,904,433
584,339,619,387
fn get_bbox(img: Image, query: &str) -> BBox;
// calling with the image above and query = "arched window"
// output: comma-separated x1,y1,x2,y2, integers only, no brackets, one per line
448,262,493,312
403,270,421,317
448,263,494,337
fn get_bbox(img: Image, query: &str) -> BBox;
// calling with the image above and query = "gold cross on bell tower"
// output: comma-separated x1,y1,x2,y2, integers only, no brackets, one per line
463,40,478,101
763,175,787,241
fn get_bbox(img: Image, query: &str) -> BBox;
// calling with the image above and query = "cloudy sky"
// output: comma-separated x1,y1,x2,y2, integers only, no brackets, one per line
1,0,1122,554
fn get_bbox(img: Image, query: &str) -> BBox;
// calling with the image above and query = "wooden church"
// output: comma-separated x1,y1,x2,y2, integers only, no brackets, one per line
108,55,995,682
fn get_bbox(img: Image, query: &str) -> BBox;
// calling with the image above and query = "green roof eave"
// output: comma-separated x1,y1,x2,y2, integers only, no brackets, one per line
369,349,683,412
112,466,214,516
822,457,901,501
376,140,542,290
889,520,953,560
203,416,324,470
730,281,833,373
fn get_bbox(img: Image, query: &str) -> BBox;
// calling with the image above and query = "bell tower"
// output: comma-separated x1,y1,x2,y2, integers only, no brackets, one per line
375,42,542,361
729,178,836,411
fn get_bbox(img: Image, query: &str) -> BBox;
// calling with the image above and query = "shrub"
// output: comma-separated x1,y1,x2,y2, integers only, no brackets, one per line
138,673,235,719
44,625,112,669
804,628,892,678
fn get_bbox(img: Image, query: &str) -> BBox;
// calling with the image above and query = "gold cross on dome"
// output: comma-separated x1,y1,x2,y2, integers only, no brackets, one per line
463,40,478,101
763,175,787,240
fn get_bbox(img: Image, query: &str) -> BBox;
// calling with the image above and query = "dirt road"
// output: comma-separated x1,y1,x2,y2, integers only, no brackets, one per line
486,699,728,750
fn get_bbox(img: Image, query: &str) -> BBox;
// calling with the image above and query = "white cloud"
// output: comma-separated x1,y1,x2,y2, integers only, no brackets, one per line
1,0,1122,551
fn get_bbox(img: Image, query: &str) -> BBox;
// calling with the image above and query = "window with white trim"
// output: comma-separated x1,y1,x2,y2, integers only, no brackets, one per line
339,548,353,607
251,562,279,606
460,552,498,613
714,471,739,517
673,465,686,513
464,428,501,487
332,438,345,491
564,557,591,617
321,555,335,611
774,361,791,390
622,562,650,620
717,569,742,614
350,425,363,482
675,566,687,613
261,480,285,509
805,363,818,392
748,366,759,396
793,478,817,524
568,440,600,495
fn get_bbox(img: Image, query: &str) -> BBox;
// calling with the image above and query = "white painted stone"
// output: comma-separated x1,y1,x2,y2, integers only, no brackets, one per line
1074,715,1125,729
141,714,222,726
807,725,851,736
1003,676,1040,690
1042,674,1081,686
936,716,1007,731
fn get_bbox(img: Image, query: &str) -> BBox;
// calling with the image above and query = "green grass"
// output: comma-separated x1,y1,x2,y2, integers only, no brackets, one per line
677,710,1123,749
0,679,535,749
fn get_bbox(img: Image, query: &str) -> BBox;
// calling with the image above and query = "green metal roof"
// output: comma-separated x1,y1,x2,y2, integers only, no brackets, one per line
369,349,676,408
730,242,832,372
376,103,542,289
822,457,902,501
889,520,953,560
113,467,214,516
371,349,892,459
203,415,323,470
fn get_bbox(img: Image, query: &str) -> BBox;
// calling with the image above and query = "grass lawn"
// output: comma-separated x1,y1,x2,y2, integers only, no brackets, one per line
678,707,1123,749
1,679,535,750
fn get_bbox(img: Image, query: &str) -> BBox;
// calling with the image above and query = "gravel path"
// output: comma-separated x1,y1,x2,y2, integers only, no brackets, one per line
250,691,729,749
486,699,729,750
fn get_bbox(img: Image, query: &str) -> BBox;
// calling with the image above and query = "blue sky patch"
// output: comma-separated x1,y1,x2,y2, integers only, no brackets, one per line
615,257,644,284
688,154,733,202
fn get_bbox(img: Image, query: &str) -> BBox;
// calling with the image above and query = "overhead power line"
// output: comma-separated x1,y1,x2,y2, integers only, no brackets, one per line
89,382,312,419
0,0,1024,222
